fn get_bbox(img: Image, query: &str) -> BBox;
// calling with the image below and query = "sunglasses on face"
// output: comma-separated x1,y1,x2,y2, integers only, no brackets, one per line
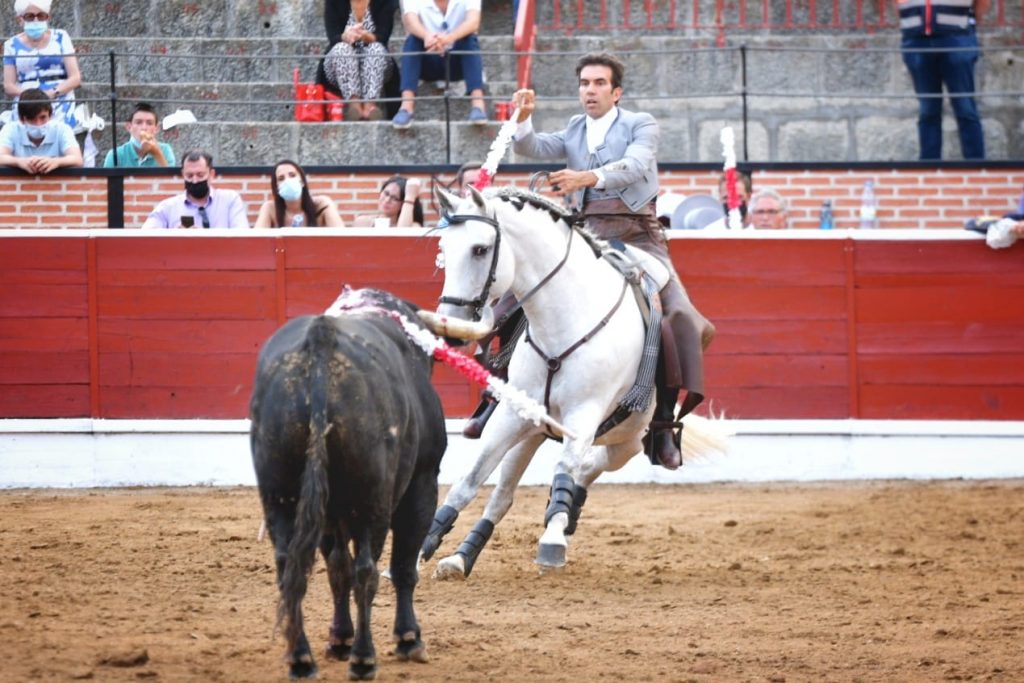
21,12,49,21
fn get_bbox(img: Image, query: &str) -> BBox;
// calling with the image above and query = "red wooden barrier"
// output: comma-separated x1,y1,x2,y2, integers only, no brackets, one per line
2,232,1023,421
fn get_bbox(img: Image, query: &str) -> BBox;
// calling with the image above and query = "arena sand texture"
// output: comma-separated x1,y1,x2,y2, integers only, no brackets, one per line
1,482,1021,682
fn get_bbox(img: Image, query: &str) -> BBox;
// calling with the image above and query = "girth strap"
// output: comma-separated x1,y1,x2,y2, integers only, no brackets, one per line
525,277,629,435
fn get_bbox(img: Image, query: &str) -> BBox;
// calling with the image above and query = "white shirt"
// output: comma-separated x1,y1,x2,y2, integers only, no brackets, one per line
403,0,481,34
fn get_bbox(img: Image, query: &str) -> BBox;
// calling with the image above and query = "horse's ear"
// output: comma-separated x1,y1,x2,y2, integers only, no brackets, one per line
434,185,460,215
466,184,487,210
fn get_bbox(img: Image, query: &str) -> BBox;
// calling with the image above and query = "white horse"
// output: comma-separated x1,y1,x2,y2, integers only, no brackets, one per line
420,186,724,578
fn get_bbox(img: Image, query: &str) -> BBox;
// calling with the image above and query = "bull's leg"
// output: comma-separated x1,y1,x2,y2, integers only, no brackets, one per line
389,469,439,664
348,523,388,681
422,406,534,561
320,532,354,662
434,434,545,580
265,507,317,679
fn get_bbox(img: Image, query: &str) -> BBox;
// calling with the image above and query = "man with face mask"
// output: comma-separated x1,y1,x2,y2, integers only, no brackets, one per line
103,102,176,168
0,86,81,173
142,149,249,229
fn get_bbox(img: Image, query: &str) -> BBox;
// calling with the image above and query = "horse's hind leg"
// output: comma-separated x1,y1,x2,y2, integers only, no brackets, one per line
566,441,642,536
434,434,545,580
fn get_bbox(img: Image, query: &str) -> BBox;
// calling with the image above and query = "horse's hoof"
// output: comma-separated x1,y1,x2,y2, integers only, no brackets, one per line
432,555,467,581
395,638,429,663
325,638,353,662
536,542,567,569
348,656,377,681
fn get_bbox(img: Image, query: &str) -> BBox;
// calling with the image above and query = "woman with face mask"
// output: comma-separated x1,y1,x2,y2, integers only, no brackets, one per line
254,160,345,228
3,1,81,131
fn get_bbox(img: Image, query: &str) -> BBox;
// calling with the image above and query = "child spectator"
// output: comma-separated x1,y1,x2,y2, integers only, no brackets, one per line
3,0,81,130
0,86,81,173
103,102,176,168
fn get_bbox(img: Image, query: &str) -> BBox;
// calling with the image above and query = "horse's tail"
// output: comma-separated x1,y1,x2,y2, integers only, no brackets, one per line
680,409,732,462
278,316,334,652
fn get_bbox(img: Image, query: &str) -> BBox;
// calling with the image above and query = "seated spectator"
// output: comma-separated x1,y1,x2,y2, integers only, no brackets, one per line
141,150,249,229
0,87,81,173
3,0,82,130
749,189,789,230
322,0,399,121
103,102,176,168
393,0,487,128
717,170,751,224
352,175,424,227
254,160,344,228
452,160,482,195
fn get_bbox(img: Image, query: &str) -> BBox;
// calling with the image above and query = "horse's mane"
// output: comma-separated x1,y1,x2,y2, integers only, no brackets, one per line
486,187,607,255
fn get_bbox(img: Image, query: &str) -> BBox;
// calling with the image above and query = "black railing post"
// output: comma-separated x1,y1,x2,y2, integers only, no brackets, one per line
443,51,452,164
108,49,118,166
740,43,749,162
107,174,125,229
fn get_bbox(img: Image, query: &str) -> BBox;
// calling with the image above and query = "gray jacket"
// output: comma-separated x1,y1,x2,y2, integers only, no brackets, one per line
513,107,660,213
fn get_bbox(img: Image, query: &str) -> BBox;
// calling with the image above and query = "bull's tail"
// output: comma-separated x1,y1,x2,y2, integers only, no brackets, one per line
278,316,335,652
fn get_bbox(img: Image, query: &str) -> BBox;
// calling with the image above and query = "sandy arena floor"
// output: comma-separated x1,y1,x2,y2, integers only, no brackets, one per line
1,481,1022,682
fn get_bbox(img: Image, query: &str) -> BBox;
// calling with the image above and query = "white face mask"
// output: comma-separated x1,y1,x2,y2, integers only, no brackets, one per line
277,176,304,202
24,122,49,139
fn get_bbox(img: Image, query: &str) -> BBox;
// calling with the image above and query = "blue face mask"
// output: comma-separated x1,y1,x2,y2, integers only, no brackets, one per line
23,21,48,40
24,122,49,139
277,176,304,202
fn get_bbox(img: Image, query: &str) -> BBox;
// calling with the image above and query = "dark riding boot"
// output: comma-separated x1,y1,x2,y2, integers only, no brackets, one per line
643,384,682,470
462,393,497,439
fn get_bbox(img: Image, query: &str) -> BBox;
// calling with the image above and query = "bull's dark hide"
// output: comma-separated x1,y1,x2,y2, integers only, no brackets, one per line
249,289,446,680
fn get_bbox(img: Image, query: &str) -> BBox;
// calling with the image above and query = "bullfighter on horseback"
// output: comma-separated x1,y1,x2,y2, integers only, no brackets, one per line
463,51,714,470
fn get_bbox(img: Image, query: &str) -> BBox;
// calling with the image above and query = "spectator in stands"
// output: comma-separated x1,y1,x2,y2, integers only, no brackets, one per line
254,160,344,228
0,87,81,173
322,0,399,121
141,150,249,229
352,175,424,227
748,189,789,230
103,102,176,168
452,160,482,195
897,0,988,160
3,0,81,130
718,170,751,224
392,0,487,128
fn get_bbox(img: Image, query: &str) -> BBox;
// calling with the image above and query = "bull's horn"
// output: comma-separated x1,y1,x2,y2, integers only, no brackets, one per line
417,310,492,340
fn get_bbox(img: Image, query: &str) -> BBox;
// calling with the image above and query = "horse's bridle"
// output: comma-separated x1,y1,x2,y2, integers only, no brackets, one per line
437,206,577,328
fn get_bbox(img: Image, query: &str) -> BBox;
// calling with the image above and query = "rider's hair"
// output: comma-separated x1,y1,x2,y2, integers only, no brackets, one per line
575,52,626,90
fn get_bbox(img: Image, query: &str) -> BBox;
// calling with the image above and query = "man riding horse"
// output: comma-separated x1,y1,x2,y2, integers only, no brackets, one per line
464,52,714,470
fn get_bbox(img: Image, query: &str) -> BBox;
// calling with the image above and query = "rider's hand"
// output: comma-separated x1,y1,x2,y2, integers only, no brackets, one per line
512,89,535,123
547,169,597,196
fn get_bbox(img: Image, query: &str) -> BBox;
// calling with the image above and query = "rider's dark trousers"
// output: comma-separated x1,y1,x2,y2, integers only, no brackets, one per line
583,198,714,417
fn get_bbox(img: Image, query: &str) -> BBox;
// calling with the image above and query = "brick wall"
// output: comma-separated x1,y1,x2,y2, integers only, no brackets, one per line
1,167,1022,230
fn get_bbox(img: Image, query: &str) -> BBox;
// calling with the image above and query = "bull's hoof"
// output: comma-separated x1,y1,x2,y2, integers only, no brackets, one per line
348,656,377,681
432,554,467,581
395,636,429,663
325,637,353,662
535,542,567,569
288,654,318,679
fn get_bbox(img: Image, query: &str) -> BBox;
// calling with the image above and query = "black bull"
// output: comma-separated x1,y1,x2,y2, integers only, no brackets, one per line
249,293,447,680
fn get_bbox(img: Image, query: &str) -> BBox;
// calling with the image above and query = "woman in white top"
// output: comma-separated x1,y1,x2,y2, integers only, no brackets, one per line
254,160,344,228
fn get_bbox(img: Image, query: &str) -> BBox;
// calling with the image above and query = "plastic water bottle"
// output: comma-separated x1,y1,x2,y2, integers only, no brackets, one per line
290,214,304,227
859,180,878,229
819,200,834,230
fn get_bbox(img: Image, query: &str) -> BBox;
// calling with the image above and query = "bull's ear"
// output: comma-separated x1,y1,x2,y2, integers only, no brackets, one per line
434,186,460,215
466,184,486,210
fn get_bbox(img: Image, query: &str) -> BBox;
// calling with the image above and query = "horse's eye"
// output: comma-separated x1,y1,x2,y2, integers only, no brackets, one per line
472,245,489,258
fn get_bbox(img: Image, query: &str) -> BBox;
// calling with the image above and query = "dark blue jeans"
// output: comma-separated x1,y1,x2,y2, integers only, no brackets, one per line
399,34,485,95
901,30,984,160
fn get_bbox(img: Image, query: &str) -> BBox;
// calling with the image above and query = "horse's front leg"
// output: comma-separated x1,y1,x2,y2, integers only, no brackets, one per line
434,433,546,580
421,404,533,561
537,426,598,569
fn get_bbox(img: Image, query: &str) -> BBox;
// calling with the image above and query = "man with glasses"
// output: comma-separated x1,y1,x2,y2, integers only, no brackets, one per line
142,150,249,229
748,189,789,230
392,0,487,128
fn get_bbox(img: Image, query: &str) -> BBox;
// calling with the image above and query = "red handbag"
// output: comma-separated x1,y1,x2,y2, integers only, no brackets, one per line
294,68,325,122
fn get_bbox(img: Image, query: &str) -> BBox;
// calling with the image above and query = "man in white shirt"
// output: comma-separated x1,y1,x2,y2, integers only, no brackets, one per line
392,0,487,128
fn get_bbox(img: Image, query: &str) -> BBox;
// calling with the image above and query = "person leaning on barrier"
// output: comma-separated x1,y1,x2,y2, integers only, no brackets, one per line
392,0,487,128
0,86,81,173
141,150,249,229
748,189,789,230
352,175,424,227
896,0,988,160
254,159,344,228
3,0,82,130
103,102,176,168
